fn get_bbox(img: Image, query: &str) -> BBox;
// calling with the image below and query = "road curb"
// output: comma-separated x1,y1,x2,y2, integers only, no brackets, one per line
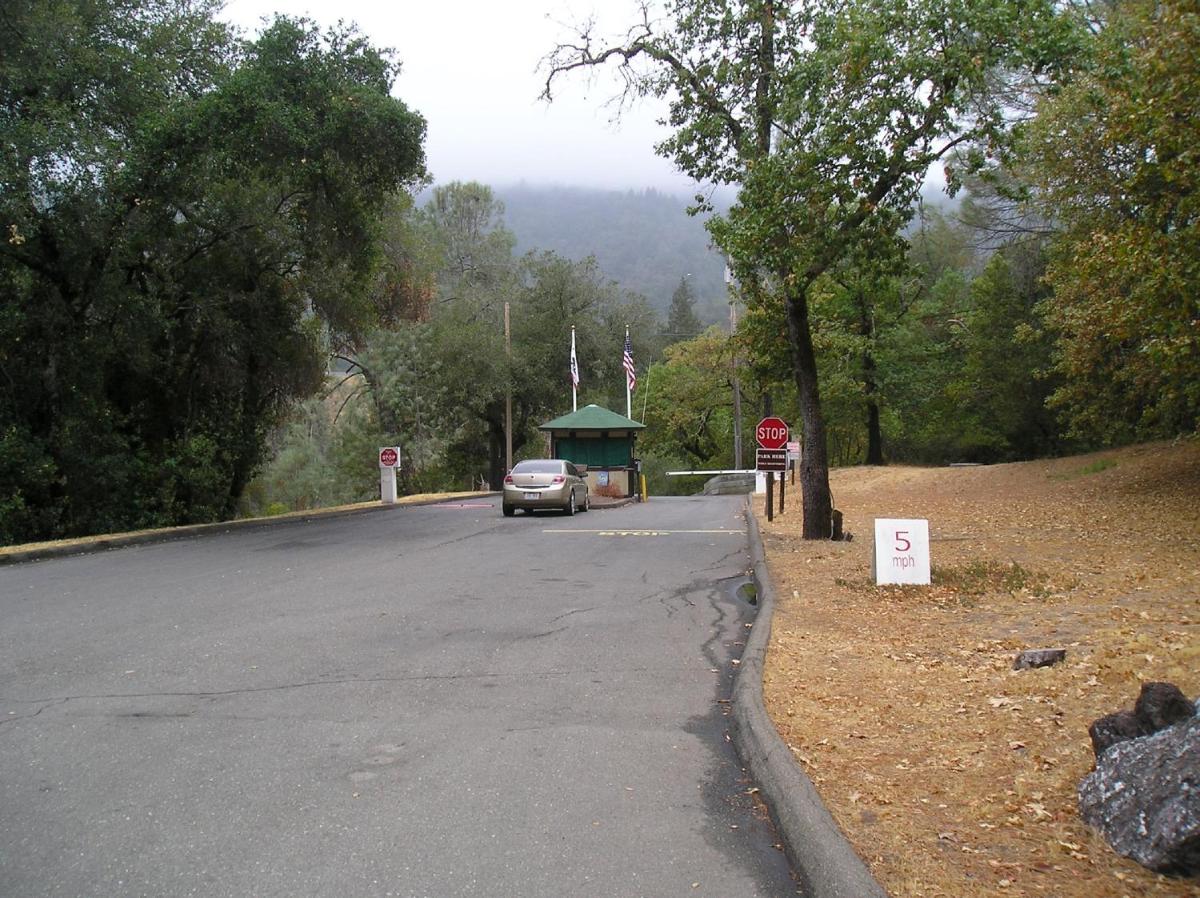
733,497,889,898
589,497,636,510
0,492,498,566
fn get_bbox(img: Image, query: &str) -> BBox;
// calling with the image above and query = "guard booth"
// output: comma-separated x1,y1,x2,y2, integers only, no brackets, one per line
539,404,645,498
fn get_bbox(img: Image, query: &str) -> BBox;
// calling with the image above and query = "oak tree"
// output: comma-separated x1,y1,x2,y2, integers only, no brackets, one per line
545,0,1073,537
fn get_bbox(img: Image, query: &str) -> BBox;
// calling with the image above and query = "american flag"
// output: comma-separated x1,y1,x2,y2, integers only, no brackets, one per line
622,333,636,393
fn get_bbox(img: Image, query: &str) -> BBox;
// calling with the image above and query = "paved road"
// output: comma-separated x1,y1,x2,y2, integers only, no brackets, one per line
0,497,798,897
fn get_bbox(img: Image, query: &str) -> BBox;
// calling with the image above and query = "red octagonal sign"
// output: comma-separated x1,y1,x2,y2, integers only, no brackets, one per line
379,447,398,468
755,416,789,450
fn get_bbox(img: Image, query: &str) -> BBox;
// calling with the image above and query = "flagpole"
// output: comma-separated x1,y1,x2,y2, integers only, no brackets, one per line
570,326,578,412
625,325,632,419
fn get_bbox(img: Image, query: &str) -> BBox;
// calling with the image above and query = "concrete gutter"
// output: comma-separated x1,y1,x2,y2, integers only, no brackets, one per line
587,496,636,510
0,492,497,566
733,497,890,898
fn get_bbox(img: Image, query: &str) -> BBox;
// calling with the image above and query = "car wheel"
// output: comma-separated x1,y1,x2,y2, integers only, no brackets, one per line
565,489,577,515
502,504,515,517
581,492,590,512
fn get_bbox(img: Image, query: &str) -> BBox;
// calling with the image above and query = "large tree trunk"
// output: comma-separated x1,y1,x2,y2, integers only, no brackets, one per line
865,390,884,465
863,347,884,465
857,288,884,466
783,284,834,539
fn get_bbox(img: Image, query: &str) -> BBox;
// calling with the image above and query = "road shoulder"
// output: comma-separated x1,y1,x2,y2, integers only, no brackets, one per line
733,496,889,898
0,492,496,565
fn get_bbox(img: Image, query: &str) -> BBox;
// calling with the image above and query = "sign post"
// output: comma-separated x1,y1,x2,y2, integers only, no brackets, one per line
786,440,800,485
756,417,789,522
379,446,400,505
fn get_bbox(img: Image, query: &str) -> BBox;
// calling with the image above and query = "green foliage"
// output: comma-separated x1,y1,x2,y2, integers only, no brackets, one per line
638,452,706,497
1026,0,1200,442
0,2,426,543
547,0,1078,537
249,183,666,510
931,561,1051,598
240,397,383,516
0,424,60,544
878,238,1066,464
665,275,704,342
1048,458,1118,481
641,329,739,468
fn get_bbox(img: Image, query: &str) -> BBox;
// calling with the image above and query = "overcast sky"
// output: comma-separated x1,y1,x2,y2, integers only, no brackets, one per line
219,0,698,194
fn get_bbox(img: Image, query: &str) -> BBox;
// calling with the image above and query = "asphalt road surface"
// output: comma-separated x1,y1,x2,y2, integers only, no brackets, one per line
0,496,798,897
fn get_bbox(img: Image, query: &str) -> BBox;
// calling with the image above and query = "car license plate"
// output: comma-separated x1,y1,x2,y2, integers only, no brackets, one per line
523,492,538,500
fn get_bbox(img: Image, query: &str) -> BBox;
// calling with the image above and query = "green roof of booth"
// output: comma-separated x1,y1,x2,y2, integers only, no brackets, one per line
539,404,645,432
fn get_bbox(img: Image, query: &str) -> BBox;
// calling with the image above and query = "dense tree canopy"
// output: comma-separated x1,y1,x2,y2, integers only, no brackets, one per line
546,0,1077,537
0,1,425,543
1025,0,1199,441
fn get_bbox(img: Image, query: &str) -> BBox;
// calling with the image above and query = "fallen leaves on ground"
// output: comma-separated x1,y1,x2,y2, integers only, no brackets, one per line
757,439,1200,898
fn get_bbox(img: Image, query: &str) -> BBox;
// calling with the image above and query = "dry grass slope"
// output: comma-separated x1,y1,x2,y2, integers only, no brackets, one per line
756,440,1200,898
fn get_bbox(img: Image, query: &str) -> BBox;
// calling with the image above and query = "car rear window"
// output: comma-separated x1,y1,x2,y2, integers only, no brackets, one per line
512,460,563,474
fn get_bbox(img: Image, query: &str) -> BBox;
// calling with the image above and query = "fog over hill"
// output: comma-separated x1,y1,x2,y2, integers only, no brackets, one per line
495,184,733,325
489,182,960,325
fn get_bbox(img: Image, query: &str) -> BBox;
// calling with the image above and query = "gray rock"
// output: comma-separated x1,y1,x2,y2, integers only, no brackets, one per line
1089,709,1149,758
1078,715,1200,875
1013,648,1067,671
1135,681,1196,732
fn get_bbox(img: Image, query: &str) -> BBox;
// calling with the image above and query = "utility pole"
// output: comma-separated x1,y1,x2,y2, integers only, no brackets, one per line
730,298,744,470
504,302,512,475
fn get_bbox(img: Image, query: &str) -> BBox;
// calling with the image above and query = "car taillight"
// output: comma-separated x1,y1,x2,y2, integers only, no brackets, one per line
552,475,565,483
504,475,514,484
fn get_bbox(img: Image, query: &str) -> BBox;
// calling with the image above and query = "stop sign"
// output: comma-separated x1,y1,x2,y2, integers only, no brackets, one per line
379,447,398,468
756,416,789,450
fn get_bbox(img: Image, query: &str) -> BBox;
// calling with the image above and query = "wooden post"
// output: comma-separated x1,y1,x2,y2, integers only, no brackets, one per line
765,472,774,522
779,465,785,515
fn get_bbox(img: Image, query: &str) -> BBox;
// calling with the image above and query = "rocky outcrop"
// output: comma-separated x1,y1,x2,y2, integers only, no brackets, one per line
1079,683,1199,876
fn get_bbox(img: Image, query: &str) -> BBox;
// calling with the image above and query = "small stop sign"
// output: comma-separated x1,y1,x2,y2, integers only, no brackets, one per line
379,447,398,468
756,416,789,450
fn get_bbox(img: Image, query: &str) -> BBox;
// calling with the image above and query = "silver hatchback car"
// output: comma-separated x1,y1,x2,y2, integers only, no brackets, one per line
502,459,590,516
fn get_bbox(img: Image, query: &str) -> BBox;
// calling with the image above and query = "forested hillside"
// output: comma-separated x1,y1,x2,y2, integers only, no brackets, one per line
496,184,730,324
